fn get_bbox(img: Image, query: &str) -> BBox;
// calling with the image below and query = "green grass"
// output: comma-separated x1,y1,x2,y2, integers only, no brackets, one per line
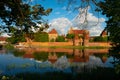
36,45,110,49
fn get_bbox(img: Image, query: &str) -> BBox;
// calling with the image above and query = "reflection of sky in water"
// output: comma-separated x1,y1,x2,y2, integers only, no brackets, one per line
104,57,115,68
0,52,115,75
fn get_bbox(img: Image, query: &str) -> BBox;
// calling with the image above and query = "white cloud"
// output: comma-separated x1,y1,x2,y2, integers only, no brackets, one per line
72,8,105,36
49,17,72,35
48,6,106,36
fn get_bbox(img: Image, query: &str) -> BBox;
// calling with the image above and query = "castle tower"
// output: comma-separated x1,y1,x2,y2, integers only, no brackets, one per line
83,30,89,46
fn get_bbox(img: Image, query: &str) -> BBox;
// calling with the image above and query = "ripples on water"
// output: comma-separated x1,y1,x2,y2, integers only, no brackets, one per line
0,48,115,75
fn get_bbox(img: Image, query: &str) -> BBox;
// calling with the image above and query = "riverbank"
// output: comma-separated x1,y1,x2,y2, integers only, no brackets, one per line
15,42,111,49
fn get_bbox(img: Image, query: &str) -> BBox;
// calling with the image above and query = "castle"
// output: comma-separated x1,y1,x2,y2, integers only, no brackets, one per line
48,27,89,46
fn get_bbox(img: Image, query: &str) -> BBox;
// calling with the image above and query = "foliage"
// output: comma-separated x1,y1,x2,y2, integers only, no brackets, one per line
98,0,120,47
56,36,66,42
109,46,120,74
7,32,26,44
66,34,75,46
50,38,55,42
66,34,75,39
92,36,108,42
4,44,14,50
34,32,49,42
0,0,52,39
98,0,120,74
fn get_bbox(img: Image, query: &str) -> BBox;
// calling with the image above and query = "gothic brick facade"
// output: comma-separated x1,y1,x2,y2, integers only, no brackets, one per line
68,27,89,46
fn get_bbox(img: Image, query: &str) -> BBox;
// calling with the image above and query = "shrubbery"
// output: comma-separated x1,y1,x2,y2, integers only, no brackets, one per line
91,36,108,42
34,32,49,42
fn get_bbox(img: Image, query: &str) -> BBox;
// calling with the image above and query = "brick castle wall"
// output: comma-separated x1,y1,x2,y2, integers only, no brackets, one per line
20,42,111,47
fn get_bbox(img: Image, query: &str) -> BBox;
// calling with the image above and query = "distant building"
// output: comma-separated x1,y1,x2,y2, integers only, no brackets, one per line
48,28,58,42
68,27,89,46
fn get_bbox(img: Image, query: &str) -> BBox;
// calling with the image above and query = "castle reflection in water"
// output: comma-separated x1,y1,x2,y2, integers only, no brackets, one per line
0,48,113,75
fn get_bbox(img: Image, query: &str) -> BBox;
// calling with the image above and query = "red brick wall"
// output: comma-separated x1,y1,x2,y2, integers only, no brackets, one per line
88,42,111,47
20,42,111,47
20,42,73,47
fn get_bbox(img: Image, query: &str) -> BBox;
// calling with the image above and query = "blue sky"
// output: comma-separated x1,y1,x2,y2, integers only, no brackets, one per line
1,0,107,37
32,0,107,36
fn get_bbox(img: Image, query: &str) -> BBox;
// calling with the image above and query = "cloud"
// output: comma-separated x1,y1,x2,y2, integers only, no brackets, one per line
55,12,61,14
72,8,105,36
49,17,72,35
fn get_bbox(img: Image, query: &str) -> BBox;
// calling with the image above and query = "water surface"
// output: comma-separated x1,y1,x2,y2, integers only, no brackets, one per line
0,48,115,75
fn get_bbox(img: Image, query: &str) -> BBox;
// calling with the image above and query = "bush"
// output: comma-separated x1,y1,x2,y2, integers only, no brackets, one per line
93,36,108,42
4,44,14,50
34,32,49,42
56,36,65,42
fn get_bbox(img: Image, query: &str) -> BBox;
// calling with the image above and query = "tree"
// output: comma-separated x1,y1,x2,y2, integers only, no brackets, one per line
56,36,66,42
0,0,52,39
92,36,108,42
66,34,75,46
34,32,49,42
98,0,120,48
98,0,120,74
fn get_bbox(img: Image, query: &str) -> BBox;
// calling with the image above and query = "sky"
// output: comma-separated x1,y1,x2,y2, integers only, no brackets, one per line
1,0,107,37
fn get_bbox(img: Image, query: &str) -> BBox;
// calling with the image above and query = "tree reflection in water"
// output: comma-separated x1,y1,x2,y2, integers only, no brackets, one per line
0,48,119,78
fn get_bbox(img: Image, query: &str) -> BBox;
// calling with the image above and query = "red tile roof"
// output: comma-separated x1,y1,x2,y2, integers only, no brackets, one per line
49,29,58,34
0,37,7,41
72,30,85,34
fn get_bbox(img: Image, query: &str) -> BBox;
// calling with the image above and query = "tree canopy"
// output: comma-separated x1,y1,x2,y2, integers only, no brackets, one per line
0,0,52,34
98,0,120,49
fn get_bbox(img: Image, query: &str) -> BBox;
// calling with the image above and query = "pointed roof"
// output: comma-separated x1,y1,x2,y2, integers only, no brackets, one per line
68,27,87,34
49,28,58,34
100,29,107,37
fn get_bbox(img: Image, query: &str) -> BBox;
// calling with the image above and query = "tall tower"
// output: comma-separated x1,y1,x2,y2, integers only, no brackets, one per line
68,27,73,34
83,30,89,46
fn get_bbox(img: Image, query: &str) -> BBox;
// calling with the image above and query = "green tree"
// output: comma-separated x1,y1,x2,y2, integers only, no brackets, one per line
0,0,52,39
56,36,65,42
98,0,120,48
34,32,48,42
7,30,26,44
93,36,108,42
98,0,120,74
66,34,75,46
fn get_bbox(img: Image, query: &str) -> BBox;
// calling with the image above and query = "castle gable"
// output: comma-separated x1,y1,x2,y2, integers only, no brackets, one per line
49,29,58,34
72,30,85,34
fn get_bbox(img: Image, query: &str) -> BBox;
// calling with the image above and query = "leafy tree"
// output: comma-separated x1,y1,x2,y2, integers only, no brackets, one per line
7,30,26,44
98,0,120,48
98,0,120,74
0,0,52,39
56,36,65,42
93,36,108,42
34,32,49,42
66,34,75,46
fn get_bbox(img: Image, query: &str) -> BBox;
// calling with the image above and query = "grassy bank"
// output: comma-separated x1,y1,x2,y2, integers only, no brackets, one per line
35,45,110,49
